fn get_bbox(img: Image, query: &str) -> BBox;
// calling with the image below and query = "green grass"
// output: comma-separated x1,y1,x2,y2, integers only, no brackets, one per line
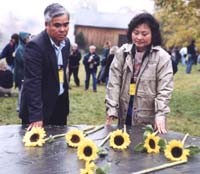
0,64,200,136
68,84,106,125
167,65,200,136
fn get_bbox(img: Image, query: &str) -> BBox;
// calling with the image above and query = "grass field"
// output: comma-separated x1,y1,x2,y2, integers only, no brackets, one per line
0,63,200,136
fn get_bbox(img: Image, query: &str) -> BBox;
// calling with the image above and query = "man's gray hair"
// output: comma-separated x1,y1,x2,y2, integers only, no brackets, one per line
89,45,96,50
44,3,70,22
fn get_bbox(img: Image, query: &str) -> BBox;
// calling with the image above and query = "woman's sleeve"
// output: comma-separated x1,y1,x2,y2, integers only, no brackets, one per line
105,49,124,117
155,50,174,118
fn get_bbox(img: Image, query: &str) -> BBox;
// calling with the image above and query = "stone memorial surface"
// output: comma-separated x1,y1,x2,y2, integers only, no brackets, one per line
0,125,199,174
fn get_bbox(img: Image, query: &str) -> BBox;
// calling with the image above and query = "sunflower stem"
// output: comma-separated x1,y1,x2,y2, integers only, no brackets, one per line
182,133,189,144
52,133,66,139
131,160,187,174
153,130,159,135
98,134,110,147
124,124,127,133
44,136,51,142
85,125,104,135
44,133,66,142
83,125,96,132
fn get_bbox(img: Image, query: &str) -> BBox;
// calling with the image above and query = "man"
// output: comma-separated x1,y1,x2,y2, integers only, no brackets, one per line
83,45,100,92
186,40,196,74
68,43,81,87
0,33,19,71
19,3,70,130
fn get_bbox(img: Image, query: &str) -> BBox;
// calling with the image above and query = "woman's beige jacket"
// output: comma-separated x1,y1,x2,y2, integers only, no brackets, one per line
105,44,174,126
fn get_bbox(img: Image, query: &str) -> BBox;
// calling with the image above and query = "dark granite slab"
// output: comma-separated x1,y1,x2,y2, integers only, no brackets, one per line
0,125,199,174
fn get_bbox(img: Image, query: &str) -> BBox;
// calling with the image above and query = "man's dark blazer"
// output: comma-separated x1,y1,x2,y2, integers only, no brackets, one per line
19,30,70,123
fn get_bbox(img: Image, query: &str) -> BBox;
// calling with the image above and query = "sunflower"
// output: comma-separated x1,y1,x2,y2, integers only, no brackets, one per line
65,129,85,148
80,168,93,174
23,127,46,147
109,129,131,150
85,161,96,171
80,161,96,174
164,140,190,161
144,133,160,154
77,138,98,162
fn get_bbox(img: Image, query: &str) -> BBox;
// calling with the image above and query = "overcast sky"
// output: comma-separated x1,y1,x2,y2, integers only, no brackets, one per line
0,0,154,16
0,0,154,46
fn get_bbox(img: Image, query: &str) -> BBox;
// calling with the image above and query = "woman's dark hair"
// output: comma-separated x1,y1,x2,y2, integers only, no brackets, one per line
127,13,162,46
11,33,19,44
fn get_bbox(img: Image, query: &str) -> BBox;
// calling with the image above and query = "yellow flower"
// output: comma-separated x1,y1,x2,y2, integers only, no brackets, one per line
77,138,98,162
144,133,160,154
164,140,190,161
80,161,96,174
23,127,46,147
65,129,85,148
80,168,93,174
85,161,96,171
109,129,131,150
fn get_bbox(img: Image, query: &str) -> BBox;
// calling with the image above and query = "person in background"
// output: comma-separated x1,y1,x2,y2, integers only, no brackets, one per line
14,32,31,112
186,39,197,74
68,43,81,87
83,45,100,92
166,48,178,75
19,3,71,130
105,13,174,134
103,45,119,84
179,46,187,65
172,46,181,65
0,33,19,71
102,41,111,60
0,61,13,97
97,41,111,84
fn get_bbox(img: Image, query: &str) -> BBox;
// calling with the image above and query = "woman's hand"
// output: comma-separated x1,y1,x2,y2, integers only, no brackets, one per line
105,115,117,125
154,116,167,134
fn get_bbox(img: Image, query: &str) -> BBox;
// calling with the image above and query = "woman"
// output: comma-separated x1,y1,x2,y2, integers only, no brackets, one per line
14,32,31,111
105,13,173,134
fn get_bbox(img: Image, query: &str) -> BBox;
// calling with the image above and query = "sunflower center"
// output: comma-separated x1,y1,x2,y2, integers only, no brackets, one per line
84,146,92,156
172,147,183,158
114,135,124,146
149,139,155,149
30,133,39,142
71,135,80,143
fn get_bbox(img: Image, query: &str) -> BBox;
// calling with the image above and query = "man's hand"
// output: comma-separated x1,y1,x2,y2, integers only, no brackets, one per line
27,121,43,131
105,115,117,125
154,116,167,134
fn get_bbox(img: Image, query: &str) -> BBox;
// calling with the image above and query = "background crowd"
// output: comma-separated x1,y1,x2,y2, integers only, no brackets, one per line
1,33,199,98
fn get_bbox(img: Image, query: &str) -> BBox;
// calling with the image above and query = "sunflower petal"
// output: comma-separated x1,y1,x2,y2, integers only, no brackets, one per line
65,129,85,148
109,129,131,150
77,138,98,162
23,127,46,147
164,140,189,161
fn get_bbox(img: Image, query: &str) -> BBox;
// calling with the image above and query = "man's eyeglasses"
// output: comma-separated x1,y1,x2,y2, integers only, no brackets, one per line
52,22,69,28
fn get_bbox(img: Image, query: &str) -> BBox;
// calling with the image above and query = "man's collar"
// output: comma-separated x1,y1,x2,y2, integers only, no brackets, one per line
49,37,65,49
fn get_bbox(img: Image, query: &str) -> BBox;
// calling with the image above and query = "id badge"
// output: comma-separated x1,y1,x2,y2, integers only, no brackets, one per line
129,83,136,95
58,69,64,83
